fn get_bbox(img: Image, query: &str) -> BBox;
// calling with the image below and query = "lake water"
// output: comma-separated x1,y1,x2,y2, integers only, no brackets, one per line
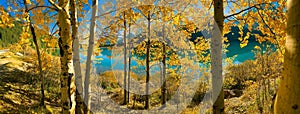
80,40,275,75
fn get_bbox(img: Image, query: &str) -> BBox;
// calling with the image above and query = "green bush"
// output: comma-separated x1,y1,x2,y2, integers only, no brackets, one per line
0,21,22,48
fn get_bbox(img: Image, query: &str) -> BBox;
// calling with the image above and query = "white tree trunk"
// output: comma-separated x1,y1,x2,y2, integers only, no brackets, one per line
84,0,98,113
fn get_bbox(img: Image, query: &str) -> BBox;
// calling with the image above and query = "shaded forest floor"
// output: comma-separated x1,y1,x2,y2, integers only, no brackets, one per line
0,50,60,113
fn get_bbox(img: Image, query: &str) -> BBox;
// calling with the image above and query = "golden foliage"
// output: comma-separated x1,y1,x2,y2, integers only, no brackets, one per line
0,7,14,28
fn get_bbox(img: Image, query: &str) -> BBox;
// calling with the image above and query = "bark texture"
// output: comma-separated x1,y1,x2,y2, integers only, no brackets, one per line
70,0,85,113
145,12,151,109
123,11,128,105
57,0,76,113
274,0,300,113
161,25,166,106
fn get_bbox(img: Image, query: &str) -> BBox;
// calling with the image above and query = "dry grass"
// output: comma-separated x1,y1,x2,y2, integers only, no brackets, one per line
0,50,61,113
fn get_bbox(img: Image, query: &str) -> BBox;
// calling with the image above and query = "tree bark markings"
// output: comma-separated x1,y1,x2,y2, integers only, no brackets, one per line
212,0,225,113
274,0,300,113
70,0,86,113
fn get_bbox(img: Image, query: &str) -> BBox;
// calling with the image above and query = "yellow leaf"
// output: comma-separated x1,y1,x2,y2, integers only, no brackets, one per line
82,0,88,4
254,46,261,50
240,40,248,48
26,0,31,4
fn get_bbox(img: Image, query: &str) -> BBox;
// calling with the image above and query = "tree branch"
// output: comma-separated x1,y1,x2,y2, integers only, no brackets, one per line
27,5,58,12
50,30,59,36
95,2,136,19
50,22,58,36
95,9,118,19
224,3,267,19
48,0,62,11
256,8,276,35
208,1,214,10
255,7,284,54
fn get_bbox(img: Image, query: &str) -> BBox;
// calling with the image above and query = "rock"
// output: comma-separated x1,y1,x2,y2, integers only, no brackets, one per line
224,89,243,99
0,49,9,55
16,52,23,56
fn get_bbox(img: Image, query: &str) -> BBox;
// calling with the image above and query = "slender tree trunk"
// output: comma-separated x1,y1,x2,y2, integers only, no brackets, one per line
145,11,151,110
212,0,224,113
123,11,128,105
23,0,45,107
128,48,131,104
274,0,300,113
56,0,76,113
127,20,131,104
84,0,98,113
161,24,166,107
70,0,85,113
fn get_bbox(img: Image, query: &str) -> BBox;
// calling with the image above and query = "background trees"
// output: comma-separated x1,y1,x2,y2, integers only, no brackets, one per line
0,10,22,48
0,0,292,113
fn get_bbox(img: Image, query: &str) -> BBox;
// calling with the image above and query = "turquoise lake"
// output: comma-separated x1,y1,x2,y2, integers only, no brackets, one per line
80,40,275,75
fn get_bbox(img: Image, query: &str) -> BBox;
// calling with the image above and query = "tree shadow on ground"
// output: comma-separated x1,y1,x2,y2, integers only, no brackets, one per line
0,63,59,113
